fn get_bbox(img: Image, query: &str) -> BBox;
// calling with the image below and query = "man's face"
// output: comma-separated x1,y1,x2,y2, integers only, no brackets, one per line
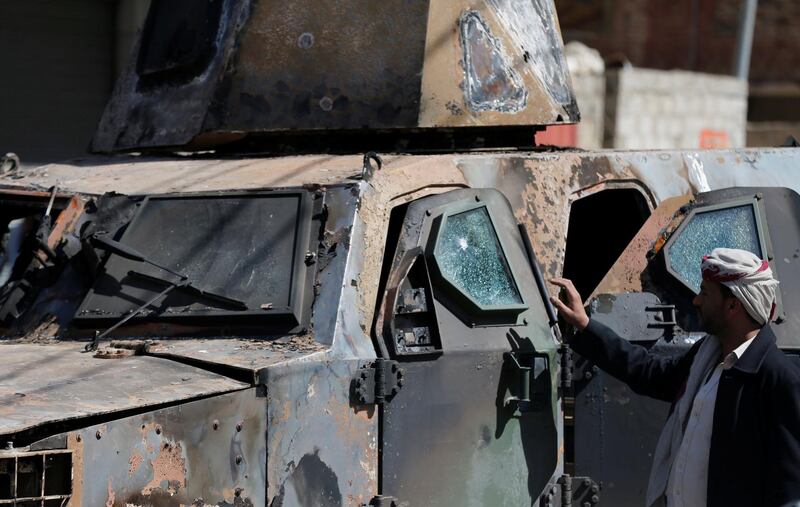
693,280,731,334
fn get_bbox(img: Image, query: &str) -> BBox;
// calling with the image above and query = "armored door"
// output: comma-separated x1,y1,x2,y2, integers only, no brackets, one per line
573,186,800,506
373,188,562,506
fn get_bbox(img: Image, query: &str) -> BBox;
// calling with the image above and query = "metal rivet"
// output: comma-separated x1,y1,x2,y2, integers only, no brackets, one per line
297,32,314,49
95,430,102,440
235,455,243,465
212,420,219,430
155,425,162,435
319,97,333,112
236,422,243,432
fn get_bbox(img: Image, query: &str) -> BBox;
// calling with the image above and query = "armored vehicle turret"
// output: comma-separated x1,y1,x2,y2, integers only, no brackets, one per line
1,2,799,506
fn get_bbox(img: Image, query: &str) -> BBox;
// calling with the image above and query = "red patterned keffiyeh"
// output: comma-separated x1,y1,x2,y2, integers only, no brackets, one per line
701,248,780,325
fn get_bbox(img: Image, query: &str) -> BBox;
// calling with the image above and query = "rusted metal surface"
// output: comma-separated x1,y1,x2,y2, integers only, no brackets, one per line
264,359,377,507
45,195,85,251
65,388,265,506
6,148,800,338
144,336,327,384
1,145,800,507
0,343,247,437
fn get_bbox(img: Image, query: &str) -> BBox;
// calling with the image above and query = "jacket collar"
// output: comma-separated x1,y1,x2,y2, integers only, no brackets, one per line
730,325,776,374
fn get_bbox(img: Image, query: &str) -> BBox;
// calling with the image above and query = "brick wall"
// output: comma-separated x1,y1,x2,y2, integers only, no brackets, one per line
555,0,800,84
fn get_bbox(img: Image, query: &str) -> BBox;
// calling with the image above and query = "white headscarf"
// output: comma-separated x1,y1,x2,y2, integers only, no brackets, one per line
700,247,779,325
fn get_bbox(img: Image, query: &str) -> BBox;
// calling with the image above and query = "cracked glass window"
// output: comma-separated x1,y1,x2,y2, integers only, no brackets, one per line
434,207,522,306
667,204,763,292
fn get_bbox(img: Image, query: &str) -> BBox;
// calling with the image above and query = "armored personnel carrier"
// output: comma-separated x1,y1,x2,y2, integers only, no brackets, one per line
1,1,799,506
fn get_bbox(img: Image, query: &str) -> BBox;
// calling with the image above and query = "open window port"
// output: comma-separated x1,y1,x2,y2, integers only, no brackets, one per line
0,451,71,506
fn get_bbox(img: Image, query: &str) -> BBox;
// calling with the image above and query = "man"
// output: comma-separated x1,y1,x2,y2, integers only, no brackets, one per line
550,248,800,507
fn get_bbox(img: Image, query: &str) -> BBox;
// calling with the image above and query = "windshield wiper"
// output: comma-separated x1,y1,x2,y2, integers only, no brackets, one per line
126,270,247,309
85,234,247,351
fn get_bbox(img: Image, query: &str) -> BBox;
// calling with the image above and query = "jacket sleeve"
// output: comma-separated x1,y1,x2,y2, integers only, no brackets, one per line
766,368,800,506
569,319,698,402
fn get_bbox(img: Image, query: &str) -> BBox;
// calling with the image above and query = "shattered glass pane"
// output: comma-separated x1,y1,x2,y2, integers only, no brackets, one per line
667,205,762,292
435,207,522,306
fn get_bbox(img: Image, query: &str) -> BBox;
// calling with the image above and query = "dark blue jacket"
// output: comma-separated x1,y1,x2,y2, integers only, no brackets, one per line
572,320,800,507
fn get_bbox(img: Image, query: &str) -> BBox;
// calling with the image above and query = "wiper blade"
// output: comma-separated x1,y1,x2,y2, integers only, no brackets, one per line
90,234,184,279
84,234,248,351
90,234,246,308
127,270,247,310
86,282,177,352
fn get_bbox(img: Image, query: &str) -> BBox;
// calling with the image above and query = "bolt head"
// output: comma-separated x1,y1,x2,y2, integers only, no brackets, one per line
155,425,162,435
212,420,219,430
235,455,243,465
95,430,102,440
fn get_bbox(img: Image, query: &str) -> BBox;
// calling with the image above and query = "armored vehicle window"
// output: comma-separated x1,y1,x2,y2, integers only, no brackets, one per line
665,200,766,293
430,205,525,315
74,191,314,334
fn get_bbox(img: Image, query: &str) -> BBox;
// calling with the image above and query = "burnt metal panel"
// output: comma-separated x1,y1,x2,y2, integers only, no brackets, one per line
0,343,247,438
376,188,561,505
265,359,378,507
92,0,577,152
67,388,266,506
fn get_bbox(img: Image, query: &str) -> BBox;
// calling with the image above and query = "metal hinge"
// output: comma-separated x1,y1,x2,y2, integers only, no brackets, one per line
646,304,678,340
541,475,600,507
352,358,404,405
559,345,573,390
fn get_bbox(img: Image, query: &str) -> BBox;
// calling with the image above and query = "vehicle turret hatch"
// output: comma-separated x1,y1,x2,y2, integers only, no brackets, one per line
73,191,316,334
664,197,770,294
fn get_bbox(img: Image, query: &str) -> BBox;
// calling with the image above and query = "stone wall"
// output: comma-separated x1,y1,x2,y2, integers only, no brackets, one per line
605,67,748,149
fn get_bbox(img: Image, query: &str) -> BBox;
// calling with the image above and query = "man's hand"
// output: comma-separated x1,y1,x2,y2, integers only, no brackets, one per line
549,278,590,331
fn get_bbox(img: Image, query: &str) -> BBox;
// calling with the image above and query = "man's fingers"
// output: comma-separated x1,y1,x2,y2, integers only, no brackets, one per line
550,277,578,294
550,296,570,315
